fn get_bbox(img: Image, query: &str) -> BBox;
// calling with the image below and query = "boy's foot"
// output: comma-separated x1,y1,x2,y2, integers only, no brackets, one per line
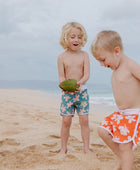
59,149,67,154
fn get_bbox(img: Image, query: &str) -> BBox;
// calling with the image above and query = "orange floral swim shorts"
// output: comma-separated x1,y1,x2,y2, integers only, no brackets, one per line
99,109,140,148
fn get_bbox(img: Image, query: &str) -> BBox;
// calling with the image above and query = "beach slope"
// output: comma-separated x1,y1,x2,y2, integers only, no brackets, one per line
0,89,140,170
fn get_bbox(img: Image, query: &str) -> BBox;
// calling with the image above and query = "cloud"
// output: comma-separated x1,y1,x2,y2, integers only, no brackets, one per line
95,0,140,46
101,0,140,21
0,0,139,82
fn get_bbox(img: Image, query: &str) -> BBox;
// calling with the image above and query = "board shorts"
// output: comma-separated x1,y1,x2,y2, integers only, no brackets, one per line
60,88,89,116
99,109,140,148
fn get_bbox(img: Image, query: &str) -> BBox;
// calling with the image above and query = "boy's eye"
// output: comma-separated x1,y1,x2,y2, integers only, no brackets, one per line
78,36,82,39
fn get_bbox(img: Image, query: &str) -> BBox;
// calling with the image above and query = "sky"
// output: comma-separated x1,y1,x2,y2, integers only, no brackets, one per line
0,0,140,86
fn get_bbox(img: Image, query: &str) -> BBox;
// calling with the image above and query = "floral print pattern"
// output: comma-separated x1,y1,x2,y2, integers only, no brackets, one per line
60,89,89,116
100,111,140,147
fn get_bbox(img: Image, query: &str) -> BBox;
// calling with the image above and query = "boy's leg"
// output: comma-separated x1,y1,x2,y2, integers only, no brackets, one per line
59,115,72,153
79,114,91,153
119,142,134,170
98,127,120,157
98,127,121,170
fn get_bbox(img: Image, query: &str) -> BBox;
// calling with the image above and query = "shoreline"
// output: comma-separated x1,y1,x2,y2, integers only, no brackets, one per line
0,89,139,170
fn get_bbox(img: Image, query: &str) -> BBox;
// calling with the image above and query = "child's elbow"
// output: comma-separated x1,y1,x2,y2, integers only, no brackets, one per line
85,74,90,81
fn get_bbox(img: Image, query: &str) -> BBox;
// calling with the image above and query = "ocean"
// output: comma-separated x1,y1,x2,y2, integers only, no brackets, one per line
88,87,115,106
0,80,115,106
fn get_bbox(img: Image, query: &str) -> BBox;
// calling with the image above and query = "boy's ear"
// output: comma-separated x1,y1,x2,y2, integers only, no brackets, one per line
114,46,120,56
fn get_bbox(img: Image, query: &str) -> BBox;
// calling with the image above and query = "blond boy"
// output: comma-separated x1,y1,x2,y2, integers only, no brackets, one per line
57,22,92,154
91,30,140,170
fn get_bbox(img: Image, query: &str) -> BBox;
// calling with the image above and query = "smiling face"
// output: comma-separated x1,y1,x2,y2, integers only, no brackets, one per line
67,27,82,52
95,48,121,70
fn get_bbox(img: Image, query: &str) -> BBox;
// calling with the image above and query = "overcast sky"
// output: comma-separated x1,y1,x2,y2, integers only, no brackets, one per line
0,0,140,86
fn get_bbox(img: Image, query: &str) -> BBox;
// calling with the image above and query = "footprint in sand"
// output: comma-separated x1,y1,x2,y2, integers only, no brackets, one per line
2,129,21,136
69,136,81,143
13,122,19,125
44,143,60,154
49,150,60,154
65,154,79,160
49,135,61,139
0,150,11,157
48,158,62,165
91,143,106,148
42,143,57,148
27,145,38,151
73,145,82,152
0,138,20,147
45,135,61,153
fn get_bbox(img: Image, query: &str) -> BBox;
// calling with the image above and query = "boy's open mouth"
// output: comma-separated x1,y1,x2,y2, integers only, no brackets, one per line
73,44,78,46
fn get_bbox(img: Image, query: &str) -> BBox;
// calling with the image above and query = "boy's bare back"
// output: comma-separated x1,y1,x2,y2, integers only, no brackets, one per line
58,50,90,84
111,56,140,110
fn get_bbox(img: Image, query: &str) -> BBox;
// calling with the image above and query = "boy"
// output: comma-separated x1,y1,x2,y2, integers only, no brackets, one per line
57,22,92,154
91,30,140,170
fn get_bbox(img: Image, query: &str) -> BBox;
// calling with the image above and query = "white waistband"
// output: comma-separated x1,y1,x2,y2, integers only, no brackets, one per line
118,108,140,115
80,85,87,90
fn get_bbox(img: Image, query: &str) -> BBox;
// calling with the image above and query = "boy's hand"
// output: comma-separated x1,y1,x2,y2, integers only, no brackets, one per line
62,89,75,94
75,83,81,92
62,84,80,94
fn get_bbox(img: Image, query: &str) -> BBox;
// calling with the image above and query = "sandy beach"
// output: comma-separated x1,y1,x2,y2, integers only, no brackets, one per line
0,89,140,170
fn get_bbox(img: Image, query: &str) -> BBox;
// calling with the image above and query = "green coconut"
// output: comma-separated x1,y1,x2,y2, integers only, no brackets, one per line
59,79,79,92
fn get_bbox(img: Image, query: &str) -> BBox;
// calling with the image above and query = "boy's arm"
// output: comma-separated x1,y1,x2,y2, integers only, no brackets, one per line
130,59,140,80
78,52,90,85
57,55,65,83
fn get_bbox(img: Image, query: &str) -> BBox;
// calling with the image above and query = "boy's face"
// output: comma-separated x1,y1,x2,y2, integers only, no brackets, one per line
95,49,120,70
67,27,82,51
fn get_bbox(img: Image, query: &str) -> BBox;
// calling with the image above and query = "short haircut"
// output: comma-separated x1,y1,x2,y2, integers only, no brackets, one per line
91,30,123,58
60,22,87,49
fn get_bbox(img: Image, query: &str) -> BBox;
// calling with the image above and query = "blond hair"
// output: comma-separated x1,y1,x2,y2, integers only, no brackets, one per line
91,30,123,58
60,22,87,49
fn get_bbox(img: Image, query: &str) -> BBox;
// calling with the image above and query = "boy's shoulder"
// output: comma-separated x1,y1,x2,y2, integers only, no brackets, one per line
80,50,88,55
58,51,67,59
80,50,89,58
126,56,139,68
123,56,140,75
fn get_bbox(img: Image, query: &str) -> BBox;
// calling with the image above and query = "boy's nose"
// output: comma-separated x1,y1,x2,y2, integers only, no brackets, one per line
75,37,79,41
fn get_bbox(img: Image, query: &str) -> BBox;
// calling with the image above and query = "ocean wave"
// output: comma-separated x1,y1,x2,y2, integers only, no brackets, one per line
89,95,115,105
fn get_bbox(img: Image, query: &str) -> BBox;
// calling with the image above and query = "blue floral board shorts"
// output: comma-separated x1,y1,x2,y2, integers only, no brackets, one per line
60,89,89,116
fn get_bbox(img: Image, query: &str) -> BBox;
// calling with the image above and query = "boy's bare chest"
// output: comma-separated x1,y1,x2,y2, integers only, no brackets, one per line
112,69,133,86
63,57,84,68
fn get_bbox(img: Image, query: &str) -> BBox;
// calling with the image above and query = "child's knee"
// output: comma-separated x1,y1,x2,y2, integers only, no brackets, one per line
98,127,107,138
79,118,88,127
62,117,72,127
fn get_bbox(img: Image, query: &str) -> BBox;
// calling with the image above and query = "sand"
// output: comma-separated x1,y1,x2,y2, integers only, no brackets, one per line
0,89,140,170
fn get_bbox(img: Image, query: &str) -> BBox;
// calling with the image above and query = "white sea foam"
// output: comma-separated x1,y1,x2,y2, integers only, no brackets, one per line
90,95,115,105
88,86,115,106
